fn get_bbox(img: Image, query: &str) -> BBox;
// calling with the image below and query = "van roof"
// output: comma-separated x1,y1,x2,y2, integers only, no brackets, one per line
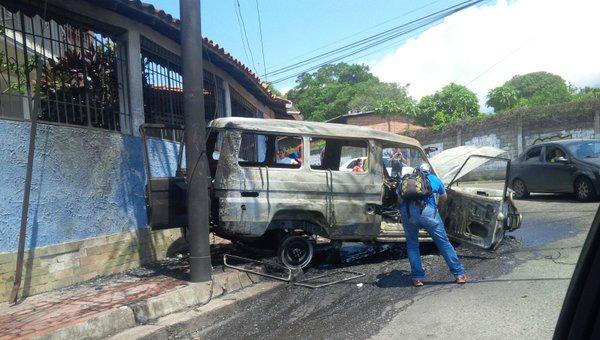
208,117,421,148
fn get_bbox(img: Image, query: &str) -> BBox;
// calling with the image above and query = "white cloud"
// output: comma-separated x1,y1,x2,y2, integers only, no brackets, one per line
369,0,600,111
278,85,293,96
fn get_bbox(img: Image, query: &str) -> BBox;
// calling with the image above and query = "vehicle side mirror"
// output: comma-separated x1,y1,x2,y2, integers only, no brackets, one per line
556,156,569,163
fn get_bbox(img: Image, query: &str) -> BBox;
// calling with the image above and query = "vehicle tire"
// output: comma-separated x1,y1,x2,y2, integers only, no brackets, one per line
512,179,529,199
575,177,597,202
278,235,314,270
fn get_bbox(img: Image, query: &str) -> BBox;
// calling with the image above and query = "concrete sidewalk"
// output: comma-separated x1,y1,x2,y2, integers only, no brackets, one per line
0,258,278,340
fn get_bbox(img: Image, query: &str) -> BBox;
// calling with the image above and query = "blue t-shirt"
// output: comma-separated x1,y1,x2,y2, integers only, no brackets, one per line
399,173,446,208
425,173,446,208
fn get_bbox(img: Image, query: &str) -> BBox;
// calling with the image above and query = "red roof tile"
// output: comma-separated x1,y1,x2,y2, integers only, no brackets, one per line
115,0,288,110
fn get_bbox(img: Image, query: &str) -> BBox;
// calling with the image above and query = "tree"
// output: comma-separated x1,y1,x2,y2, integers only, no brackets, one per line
486,85,519,112
416,83,480,127
265,82,283,97
372,98,420,132
347,81,410,113
374,99,400,132
286,63,412,121
486,71,572,111
572,86,600,101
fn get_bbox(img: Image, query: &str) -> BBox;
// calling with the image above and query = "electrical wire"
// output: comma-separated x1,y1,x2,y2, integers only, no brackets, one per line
235,0,258,74
233,0,253,74
255,0,267,82
465,38,534,86
263,0,441,74
269,2,484,84
267,0,486,84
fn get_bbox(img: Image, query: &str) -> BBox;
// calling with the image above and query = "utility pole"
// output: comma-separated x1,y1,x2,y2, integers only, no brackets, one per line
180,0,212,282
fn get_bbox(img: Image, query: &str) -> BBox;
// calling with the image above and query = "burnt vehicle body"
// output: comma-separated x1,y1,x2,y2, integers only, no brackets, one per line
142,118,522,268
509,139,600,201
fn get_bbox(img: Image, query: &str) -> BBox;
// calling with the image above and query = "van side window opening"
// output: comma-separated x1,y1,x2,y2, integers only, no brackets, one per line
309,137,368,172
238,132,302,168
382,146,426,177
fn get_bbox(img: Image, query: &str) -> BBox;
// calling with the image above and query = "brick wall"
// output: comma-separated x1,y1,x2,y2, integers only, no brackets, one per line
344,114,425,134
410,100,600,179
0,228,184,300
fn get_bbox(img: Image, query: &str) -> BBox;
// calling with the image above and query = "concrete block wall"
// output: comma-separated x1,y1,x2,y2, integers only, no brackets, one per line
0,119,185,300
411,100,600,180
0,228,183,300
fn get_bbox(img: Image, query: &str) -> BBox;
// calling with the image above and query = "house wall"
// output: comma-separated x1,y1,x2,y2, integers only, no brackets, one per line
0,0,284,300
0,119,184,253
0,119,187,299
342,114,422,134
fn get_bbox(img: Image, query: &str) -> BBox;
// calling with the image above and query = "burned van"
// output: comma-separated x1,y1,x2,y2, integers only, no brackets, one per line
142,118,521,269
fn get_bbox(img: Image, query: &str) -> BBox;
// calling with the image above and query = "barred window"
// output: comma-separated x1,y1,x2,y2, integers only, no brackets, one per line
0,5,128,131
141,37,227,139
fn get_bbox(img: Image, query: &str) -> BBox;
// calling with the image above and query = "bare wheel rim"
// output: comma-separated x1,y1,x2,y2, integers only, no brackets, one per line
577,180,590,199
282,238,312,268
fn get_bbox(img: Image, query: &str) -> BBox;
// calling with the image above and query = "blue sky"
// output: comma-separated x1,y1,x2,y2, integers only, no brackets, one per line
146,0,600,110
145,0,457,90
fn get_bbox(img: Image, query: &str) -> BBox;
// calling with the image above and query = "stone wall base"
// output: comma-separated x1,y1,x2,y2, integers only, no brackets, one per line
0,228,184,301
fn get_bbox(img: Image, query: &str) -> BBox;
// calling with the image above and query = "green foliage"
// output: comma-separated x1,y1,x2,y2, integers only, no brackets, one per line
348,81,410,112
486,71,572,111
286,63,413,121
265,82,283,97
373,98,400,117
486,84,518,111
572,87,600,101
416,83,480,127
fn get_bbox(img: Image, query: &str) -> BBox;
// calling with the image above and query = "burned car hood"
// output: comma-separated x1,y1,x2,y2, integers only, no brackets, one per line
429,146,507,185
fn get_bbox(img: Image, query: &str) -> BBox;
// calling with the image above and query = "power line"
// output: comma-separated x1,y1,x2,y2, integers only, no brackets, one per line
235,0,258,74
269,14,445,84
465,38,533,86
233,0,252,73
269,0,486,84
255,0,267,81
264,0,441,73
265,0,485,80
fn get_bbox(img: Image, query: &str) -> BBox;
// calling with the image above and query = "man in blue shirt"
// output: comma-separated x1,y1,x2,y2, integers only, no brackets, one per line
399,163,467,286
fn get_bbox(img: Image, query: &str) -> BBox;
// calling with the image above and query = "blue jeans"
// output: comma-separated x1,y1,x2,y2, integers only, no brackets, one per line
400,203,465,280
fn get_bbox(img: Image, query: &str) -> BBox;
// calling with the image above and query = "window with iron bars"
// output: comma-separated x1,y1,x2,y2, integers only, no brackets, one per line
141,37,226,140
0,5,129,132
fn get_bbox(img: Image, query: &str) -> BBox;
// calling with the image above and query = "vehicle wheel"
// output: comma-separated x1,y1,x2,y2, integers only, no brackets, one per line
278,235,314,270
512,179,529,199
575,177,596,202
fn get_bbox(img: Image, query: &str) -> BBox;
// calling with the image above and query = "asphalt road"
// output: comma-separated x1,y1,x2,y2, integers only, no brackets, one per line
183,183,599,340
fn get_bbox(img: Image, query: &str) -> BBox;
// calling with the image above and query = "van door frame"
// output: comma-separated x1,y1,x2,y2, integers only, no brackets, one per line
444,154,513,249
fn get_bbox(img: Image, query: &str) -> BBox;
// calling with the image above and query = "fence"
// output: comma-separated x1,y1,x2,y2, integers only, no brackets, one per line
0,4,129,131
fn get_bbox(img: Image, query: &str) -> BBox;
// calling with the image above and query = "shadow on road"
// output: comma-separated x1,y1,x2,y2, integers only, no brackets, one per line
375,269,413,288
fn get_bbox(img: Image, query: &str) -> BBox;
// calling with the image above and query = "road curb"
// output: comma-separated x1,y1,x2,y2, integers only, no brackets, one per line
33,306,136,340
34,269,274,340
112,282,281,340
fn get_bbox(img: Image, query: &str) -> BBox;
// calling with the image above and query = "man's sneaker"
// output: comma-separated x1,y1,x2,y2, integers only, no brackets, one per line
412,278,424,287
455,275,468,284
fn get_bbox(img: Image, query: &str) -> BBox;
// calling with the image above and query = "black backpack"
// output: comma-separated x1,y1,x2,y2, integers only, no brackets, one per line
397,169,432,202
